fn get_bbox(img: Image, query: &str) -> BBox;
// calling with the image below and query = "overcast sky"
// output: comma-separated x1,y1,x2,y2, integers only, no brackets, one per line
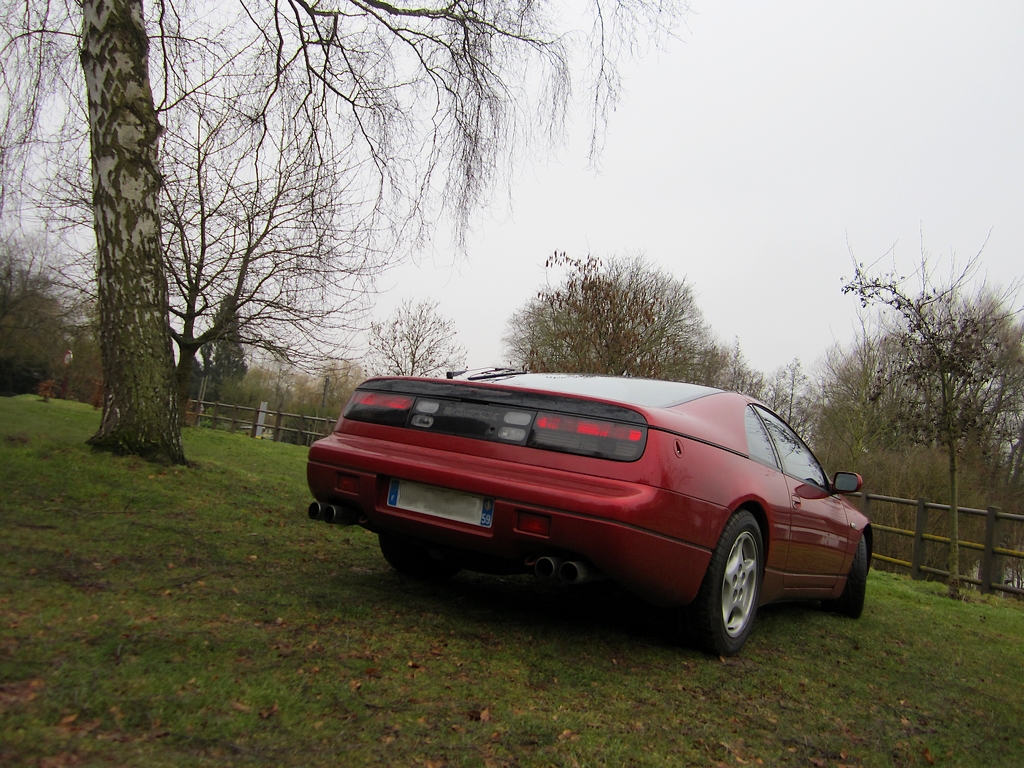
367,1,1024,376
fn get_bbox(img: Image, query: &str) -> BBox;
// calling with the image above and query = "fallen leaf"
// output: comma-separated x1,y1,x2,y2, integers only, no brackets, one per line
39,752,81,768
231,701,251,713
55,717,102,737
480,708,491,723
0,678,43,708
259,702,279,719
349,680,362,692
922,748,936,765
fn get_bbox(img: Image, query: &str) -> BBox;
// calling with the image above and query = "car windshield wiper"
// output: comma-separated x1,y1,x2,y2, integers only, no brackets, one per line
446,367,528,381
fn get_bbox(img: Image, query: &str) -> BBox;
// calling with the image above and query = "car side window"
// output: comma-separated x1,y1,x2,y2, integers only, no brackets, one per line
756,407,828,489
744,406,779,469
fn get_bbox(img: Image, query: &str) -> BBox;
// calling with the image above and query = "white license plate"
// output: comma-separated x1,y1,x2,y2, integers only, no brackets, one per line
386,479,494,528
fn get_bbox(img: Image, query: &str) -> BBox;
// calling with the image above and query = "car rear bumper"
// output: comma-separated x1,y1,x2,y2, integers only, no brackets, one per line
308,432,719,606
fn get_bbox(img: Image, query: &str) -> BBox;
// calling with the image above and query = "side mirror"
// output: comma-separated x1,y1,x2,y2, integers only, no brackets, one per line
832,471,862,494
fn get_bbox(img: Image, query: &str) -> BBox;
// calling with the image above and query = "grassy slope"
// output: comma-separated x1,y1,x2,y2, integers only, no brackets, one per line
1,395,1022,767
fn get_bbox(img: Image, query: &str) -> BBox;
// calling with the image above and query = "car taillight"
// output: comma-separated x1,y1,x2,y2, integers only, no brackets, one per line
344,390,415,427
516,510,551,536
530,412,646,461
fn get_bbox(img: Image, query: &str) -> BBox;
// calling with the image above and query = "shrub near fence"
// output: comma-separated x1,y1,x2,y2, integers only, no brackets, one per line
852,490,1024,597
185,399,335,447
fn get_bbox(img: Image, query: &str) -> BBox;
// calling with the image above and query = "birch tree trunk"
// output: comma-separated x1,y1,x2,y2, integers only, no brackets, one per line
80,0,185,464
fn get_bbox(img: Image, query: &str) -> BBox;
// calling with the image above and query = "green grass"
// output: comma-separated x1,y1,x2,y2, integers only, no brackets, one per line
2,395,1023,767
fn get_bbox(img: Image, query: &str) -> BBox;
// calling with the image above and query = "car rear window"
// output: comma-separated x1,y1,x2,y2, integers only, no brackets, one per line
493,373,720,408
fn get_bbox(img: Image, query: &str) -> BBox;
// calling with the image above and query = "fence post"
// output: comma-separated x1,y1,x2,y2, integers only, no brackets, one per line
980,506,1001,595
299,415,306,446
230,404,239,433
911,497,928,580
860,488,872,519
273,411,283,442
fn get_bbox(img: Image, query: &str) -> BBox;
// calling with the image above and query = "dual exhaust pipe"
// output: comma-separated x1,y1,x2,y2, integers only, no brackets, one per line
309,503,597,586
533,556,602,585
308,501,360,526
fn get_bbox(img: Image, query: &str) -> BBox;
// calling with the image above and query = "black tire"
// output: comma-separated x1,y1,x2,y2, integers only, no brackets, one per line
823,533,868,619
378,533,462,581
687,510,763,657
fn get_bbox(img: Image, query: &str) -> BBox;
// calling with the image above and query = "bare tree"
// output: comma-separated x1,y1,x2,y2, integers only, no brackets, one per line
365,298,466,377
760,359,813,435
1,0,690,462
699,339,766,397
159,86,389,419
814,322,913,470
504,253,717,380
843,250,1023,597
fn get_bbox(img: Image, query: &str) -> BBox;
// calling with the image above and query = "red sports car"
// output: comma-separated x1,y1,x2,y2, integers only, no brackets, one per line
306,372,871,656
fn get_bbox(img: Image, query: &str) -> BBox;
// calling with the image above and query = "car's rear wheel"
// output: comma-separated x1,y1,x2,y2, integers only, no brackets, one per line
687,510,762,656
378,533,462,581
822,533,868,619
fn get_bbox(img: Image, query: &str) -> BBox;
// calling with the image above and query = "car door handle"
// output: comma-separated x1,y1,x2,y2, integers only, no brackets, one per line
791,496,802,508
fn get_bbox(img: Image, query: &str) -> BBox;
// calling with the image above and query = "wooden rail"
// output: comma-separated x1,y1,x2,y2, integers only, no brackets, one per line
185,399,335,447
852,491,1024,597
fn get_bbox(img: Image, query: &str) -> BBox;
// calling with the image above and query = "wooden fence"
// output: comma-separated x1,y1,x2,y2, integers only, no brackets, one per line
185,399,335,447
852,490,1024,597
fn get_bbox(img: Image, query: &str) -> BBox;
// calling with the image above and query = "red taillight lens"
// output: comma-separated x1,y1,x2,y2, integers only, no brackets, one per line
344,390,415,427
535,414,643,442
352,392,414,410
516,510,551,536
531,412,646,461
335,472,360,494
